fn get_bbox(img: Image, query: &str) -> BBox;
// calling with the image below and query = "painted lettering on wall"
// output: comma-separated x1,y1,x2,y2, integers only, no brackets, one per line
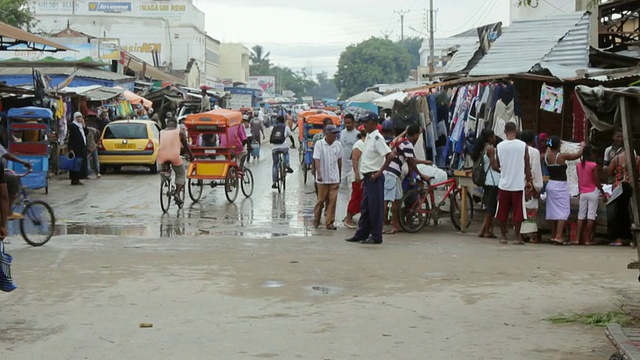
122,43,162,53
139,4,186,12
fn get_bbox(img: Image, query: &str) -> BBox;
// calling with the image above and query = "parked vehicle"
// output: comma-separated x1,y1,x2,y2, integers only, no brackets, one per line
98,120,161,173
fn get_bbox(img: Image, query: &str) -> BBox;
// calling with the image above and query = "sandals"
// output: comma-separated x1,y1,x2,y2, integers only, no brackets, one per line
499,239,508,244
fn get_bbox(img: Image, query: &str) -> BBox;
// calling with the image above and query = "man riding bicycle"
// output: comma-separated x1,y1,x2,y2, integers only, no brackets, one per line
157,118,194,206
270,116,294,189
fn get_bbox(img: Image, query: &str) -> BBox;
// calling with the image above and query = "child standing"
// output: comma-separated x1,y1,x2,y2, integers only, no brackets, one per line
575,145,605,245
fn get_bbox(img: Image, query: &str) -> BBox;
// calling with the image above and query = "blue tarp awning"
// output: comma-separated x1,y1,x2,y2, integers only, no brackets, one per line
7,106,53,119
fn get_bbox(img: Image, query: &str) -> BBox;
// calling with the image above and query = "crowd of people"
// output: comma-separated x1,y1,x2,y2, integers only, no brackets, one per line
472,125,637,246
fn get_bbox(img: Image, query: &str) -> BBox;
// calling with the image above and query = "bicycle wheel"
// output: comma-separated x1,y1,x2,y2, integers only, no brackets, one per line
177,185,186,209
302,162,308,184
241,168,254,198
160,177,172,213
188,179,203,202
225,167,239,203
280,158,286,192
19,200,56,247
399,189,430,233
450,188,474,231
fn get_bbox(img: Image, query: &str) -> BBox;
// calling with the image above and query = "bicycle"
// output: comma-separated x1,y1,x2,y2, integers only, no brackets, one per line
275,152,287,193
9,170,56,246
398,176,473,233
159,164,185,213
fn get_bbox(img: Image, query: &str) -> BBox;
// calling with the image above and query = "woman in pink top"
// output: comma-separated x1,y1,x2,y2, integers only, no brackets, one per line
575,145,604,245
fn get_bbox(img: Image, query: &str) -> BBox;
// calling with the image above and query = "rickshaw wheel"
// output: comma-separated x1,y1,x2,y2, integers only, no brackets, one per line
609,353,623,360
188,179,203,203
225,168,239,203
241,168,254,198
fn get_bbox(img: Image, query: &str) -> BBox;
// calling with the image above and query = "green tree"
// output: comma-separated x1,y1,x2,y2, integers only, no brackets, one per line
310,71,338,100
270,66,316,97
0,0,35,30
334,37,411,98
398,36,422,70
250,45,271,75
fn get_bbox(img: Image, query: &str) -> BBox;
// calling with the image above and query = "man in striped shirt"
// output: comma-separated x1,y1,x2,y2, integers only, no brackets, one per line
384,125,432,234
313,125,343,230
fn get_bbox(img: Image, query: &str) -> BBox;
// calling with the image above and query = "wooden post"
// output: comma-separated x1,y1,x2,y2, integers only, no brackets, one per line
460,185,468,233
619,97,640,264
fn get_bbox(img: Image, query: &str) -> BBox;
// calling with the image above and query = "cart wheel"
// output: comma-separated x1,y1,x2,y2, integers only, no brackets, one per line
610,353,623,360
241,168,254,198
225,168,239,203
188,179,203,203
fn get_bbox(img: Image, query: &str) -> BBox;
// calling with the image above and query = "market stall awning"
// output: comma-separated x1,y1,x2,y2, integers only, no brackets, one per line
346,90,382,103
59,85,125,101
0,21,73,52
373,91,408,109
119,89,152,108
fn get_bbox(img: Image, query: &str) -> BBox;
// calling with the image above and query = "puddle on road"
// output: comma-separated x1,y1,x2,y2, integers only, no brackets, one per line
263,280,285,288
55,223,312,239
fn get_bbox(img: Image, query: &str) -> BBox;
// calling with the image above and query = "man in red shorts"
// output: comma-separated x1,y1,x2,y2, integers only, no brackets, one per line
494,122,531,244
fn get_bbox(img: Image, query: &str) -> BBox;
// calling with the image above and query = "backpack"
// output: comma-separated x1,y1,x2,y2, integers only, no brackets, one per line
270,124,286,144
472,151,488,187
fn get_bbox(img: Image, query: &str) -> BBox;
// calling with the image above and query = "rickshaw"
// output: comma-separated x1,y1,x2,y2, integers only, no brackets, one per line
6,106,53,194
299,111,341,184
184,109,254,203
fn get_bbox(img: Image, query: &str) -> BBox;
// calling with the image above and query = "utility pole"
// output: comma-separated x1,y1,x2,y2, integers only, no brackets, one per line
394,10,410,42
429,0,435,77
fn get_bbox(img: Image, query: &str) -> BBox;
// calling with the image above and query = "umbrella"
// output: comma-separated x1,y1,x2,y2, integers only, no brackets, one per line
373,91,408,109
346,90,382,103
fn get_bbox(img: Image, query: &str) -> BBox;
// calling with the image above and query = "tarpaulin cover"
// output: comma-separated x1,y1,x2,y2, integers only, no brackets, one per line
575,85,640,132
7,106,53,119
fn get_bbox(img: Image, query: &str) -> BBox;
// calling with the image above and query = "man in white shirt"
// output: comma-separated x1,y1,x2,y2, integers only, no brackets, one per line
345,112,395,245
339,114,358,184
258,104,266,125
494,122,532,244
313,125,343,230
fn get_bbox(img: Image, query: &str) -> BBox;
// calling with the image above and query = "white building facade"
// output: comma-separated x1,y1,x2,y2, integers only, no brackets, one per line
205,35,221,86
219,43,250,84
29,0,207,74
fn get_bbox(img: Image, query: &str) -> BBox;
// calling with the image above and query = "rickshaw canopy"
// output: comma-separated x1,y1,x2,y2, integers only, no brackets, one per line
306,113,341,126
184,109,243,130
7,106,53,120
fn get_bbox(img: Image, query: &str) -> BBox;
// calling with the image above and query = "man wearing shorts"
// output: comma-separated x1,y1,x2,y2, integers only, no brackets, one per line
157,119,194,206
494,122,531,244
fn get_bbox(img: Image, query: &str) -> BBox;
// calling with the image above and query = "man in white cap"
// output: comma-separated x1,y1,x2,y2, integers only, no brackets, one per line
68,112,88,185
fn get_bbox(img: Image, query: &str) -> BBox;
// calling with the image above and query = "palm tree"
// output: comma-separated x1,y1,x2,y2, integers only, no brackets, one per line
250,45,271,75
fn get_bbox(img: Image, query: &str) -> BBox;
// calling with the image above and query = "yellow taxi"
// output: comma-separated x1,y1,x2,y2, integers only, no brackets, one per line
98,120,161,173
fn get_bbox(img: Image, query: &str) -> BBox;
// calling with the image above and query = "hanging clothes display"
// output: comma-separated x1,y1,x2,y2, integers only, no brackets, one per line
540,83,564,114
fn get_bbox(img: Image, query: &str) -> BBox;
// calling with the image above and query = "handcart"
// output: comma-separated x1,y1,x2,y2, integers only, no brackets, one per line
6,106,53,194
184,109,254,203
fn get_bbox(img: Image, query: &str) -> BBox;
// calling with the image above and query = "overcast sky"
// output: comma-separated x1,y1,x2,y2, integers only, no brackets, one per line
194,0,512,77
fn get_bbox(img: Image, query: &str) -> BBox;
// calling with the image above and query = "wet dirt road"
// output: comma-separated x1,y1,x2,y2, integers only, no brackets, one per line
0,145,636,359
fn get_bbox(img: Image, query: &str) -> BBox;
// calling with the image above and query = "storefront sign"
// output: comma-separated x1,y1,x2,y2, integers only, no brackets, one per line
31,0,78,13
139,3,186,12
88,2,132,12
121,43,162,54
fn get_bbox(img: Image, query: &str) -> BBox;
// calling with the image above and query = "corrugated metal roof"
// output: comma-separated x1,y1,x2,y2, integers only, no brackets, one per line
443,43,479,73
0,66,132,81
0,21,73,52
469,11,590,78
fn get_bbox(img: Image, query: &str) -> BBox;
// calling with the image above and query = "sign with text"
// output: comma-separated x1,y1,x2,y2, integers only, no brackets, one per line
88,2,131,12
